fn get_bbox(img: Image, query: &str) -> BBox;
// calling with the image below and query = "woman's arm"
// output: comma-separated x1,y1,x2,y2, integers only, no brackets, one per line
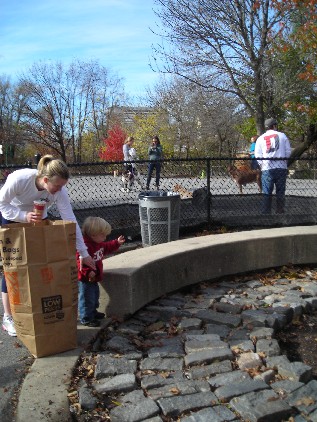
56,187,95,269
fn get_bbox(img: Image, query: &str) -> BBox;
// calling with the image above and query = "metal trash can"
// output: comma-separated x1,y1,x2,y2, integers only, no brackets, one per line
139,191,180,247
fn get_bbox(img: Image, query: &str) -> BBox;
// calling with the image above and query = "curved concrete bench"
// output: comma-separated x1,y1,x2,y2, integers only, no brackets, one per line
100,226,317,318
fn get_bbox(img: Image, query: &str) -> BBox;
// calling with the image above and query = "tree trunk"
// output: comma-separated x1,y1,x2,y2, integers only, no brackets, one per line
288,124,317,167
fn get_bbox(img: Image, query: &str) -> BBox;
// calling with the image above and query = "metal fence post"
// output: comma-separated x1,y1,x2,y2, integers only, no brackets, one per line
206,158,211,225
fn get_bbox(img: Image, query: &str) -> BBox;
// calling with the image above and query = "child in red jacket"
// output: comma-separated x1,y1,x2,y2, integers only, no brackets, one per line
77,216,125,327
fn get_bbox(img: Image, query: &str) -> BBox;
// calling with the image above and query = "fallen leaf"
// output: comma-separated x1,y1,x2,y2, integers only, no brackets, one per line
295,397,315,406
169,387,180,395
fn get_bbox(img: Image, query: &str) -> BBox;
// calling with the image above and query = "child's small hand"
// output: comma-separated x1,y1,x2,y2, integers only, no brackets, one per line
118,235,125,245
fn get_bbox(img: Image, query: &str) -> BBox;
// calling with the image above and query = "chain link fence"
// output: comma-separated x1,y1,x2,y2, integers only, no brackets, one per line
1,157,317,240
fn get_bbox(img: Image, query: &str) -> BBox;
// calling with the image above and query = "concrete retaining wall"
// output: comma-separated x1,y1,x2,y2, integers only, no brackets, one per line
100,226,317,318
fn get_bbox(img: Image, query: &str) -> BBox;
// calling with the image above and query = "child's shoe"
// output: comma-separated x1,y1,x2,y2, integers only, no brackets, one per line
95,312,105,319
2,315,17,336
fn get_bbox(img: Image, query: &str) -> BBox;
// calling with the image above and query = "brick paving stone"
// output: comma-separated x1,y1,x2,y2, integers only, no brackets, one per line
214,379,268,402
228,327,250,341
184,346,233,367
105,335,139,354
229,339,254,352
195,309,241,327
189,360,232,380
281,361,314,384
205,323,230,338
208,370,251,389
110,396,160,422
237,352,263,370
78,385,98,410
146,379,210,400
270,379,304,394
141,371,185,389
147,337,185,358
94,374,137,394
94,355,137,378
230,389,294,422
255,338,281,357
253,368,275,384
241,309,272,328
180,405,237,422
249,327,274,339
305,297,317,309
116,319,147,335
213,302,242,314
184,335,228,353
157,391,218,417
285,380,317,415
178,317,202,330
140,357,183,371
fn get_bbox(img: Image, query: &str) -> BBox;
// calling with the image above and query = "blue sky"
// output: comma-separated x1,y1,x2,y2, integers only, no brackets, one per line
0,0,164,98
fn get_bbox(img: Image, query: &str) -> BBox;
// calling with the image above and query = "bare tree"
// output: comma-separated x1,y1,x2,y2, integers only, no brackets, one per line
151,0,292,134
147,76,244,157
0,76,29,164
20,60,124,162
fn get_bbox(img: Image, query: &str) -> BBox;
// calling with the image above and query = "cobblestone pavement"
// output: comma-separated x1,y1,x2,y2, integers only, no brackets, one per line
70,267,317,422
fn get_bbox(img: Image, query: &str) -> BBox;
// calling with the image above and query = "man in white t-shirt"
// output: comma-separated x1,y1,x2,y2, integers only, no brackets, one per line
255,118,292,214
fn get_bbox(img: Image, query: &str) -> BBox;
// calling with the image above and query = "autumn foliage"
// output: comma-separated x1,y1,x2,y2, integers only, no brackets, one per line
99,125,126,161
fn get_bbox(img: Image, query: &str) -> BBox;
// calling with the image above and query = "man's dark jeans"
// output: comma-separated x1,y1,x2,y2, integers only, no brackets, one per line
261,168,288,214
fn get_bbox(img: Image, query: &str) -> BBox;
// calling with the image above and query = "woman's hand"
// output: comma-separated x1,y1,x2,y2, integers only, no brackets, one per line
81,256,96,271
26,211,42,223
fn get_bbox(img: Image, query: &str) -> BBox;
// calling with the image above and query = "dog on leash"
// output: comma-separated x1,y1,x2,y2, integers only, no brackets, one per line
121,169,134,192
228,165,262,194
121,165,144,192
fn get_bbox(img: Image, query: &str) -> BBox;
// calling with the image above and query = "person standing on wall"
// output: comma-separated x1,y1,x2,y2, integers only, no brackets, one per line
146,136,163,190
0,155,96,337
255,118,292,214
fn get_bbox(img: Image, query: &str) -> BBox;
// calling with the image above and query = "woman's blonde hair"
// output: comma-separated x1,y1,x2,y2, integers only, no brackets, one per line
37,155,70,180
124,136,134,144
82,216,112,238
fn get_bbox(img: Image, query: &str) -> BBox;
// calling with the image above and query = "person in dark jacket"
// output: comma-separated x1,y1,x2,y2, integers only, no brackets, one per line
146,135,163,190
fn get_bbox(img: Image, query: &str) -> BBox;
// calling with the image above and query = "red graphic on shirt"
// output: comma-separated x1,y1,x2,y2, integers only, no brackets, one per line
264,134,279,153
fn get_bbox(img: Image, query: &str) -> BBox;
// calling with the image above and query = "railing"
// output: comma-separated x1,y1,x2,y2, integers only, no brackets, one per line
1,157,317,239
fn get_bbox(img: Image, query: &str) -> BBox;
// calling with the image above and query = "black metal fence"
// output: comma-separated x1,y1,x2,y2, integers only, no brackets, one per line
1,157,317,240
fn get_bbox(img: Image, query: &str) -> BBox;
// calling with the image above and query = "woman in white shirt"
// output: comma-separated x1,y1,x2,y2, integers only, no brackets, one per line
0,155,96,336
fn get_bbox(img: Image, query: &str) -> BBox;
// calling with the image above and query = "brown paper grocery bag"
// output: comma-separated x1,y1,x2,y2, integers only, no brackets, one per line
0,220,78,357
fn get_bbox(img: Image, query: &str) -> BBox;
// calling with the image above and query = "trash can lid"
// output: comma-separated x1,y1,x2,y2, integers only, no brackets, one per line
139,191,180,200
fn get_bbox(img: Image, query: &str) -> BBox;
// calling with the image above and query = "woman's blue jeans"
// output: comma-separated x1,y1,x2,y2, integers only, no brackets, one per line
146,161,161,188
261,168,288,214
78,281,100,323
